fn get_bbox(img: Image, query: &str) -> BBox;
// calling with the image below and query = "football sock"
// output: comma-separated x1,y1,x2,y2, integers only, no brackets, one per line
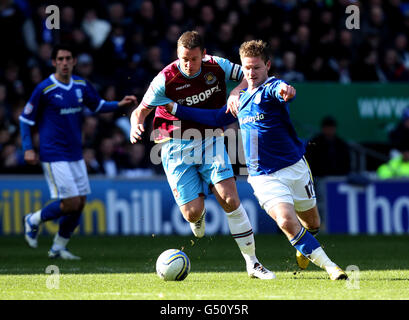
29,210,42,226
225,204,258,267
308,227,320,237
291,227,336,269
309,247,337,269
29,200,64,226
38,200,64,222
290,226,320,257
51,233,70,252
58,211,82,239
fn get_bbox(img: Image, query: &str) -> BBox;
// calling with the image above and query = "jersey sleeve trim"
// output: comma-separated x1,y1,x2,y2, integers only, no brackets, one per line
19,115,35,126
43,83,57,94
229,63,243,81
213,56,243,82
73,79,87,86
141,101,156,109
94,99,106,112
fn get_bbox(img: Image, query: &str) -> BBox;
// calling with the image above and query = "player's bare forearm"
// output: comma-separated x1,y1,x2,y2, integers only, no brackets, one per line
129,104,153,143
227,77,248,117
130,103,152,126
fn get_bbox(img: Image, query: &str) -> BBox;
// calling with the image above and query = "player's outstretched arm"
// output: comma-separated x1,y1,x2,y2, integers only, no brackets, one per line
165,102,237,127
129,104,153,143
118,95,138,108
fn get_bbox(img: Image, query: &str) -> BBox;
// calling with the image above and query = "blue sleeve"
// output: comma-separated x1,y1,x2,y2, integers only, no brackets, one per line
19,85,42,125
82,81,104,111
19,119,33,151
19,84,43,151
95,100,119,113
83,81,119,113
267,79,296,103
175,104,237,127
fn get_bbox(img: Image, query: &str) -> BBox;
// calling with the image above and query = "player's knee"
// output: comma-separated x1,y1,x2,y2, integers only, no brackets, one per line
183,210,202,223
276,216,299,234
180,197,205,222
61,197,85,214
220,194,240,212
180,205,204,223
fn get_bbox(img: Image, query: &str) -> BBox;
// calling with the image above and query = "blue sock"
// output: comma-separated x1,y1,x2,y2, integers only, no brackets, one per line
290,227,321,257
308,228,320,237
40,201,64,222
58,212,82,239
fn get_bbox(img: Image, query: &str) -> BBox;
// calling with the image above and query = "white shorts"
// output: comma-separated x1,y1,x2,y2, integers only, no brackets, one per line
247,157,316,213
42,159,91,199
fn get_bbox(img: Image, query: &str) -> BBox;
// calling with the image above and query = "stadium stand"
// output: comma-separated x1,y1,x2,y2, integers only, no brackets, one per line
1,0,409,175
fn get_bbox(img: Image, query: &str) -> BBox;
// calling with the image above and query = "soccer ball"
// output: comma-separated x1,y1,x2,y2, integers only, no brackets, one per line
156,249,191,281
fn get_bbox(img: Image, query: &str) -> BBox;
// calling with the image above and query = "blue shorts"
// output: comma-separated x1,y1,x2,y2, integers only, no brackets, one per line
161,136,234,206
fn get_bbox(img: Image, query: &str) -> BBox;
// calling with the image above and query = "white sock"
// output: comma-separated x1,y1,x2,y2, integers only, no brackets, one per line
225,204,258,267
29,210,42,226
309,247,337,269
51,233,70,251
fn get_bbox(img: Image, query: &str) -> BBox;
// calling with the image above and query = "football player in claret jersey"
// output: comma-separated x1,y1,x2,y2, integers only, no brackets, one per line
169,40,348,280
20,44,137,259
130,31,274,279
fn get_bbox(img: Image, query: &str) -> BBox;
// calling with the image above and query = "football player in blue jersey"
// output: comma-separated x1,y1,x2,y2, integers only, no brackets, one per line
20,44,137,259
167,40,348,280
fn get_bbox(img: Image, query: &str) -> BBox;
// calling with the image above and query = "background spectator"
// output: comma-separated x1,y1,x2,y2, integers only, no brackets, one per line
377,147,409,179
389,107,409,158
1,0,409,176
305,116,351,177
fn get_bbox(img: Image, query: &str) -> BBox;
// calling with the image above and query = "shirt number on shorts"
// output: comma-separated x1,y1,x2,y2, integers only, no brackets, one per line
304,179,315,199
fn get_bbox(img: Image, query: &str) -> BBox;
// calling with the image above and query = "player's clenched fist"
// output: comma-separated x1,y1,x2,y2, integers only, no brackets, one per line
24,149,39,165
118,95,138,107
130,123,145,143
279,83,296,102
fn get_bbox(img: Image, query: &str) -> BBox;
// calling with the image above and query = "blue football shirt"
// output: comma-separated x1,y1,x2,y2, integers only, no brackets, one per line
19,74,106,162
237,77,305,175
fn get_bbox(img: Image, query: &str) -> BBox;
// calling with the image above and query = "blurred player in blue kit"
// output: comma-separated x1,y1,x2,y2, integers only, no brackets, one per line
168,40,348,280
20,44,137,259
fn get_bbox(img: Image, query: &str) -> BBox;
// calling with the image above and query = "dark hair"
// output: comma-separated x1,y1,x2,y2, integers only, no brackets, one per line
51,44,76,60
177,31,204,51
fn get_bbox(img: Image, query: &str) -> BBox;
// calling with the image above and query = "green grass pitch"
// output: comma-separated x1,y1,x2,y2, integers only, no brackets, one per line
1,234,408,300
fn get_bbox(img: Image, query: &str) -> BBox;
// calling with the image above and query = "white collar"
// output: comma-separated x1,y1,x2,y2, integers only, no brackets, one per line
248,76,275,94
50,74,74,90
176,61,202,79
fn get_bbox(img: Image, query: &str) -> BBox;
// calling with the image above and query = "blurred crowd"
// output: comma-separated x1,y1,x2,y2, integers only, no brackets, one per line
1,0,409,176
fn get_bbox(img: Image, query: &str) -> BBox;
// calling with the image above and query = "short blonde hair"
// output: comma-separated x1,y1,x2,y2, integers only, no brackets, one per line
239,40,269,63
